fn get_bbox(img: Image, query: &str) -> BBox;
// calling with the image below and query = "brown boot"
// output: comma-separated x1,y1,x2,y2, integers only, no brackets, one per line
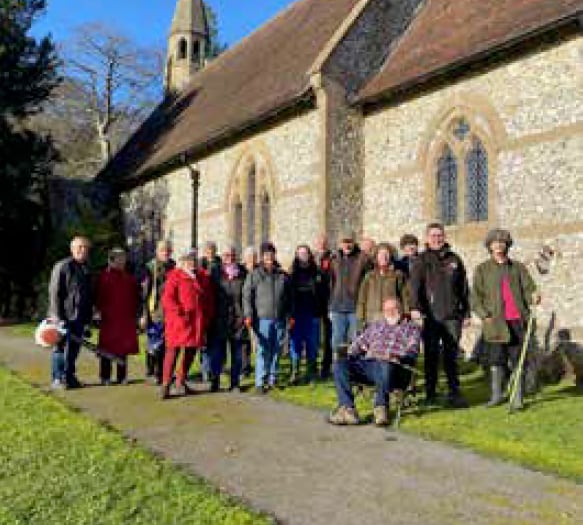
159,384,171,400
328,406,359,425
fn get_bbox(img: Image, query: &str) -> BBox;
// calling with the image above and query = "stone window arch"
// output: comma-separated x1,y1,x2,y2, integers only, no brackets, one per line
427,114,495,226
177,38,187,60
192,40,201,63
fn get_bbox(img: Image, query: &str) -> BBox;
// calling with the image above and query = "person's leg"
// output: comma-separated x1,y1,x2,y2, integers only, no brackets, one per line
177,347,196,386
145,352,155,378
289,319,302,382
320,316,333,379
155,343,165,385
333,357,357,408
305,317,319,381
100,356,111,384
268,321,285,387
241,338,252,376
229,338,243,389
64,322,84,387
200,347,211,383
442,320,462,398
507,321,525,409
367,360,392,408
255,320,269,388
51,335,66,384
116,356,128,384
422,320,441,400
162,347,179,387
346,313,358,345
210,338,226,391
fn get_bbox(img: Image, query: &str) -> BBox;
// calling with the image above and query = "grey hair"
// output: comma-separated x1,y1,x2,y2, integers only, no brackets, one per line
243,245,257,258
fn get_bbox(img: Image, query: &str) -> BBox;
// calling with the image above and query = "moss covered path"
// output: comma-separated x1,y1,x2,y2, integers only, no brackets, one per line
1,329,581,525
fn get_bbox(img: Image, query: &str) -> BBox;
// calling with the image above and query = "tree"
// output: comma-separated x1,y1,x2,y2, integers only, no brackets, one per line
0,0,60,317
63,23,164,166
204,1,227,59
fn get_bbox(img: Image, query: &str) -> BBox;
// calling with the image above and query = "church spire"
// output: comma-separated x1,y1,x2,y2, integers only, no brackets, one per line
165,0,210,94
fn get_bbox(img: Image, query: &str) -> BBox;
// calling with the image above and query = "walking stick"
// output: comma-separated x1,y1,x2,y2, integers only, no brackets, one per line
507,310,535,413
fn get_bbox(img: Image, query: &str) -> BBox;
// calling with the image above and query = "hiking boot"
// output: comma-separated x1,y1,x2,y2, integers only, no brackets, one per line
447,393,469,409
421,394,439,408
373,406,389,426
230,386,241,394
254,386,268,395
159,384,171,400
100,379,112,387
210,378,220,393
328,406,359,426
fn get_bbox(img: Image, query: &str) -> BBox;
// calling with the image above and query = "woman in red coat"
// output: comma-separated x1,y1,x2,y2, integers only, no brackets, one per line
95,248,140,385
161,248,214,399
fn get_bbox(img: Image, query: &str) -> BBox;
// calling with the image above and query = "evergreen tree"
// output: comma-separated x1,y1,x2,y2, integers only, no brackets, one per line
0,0,60,316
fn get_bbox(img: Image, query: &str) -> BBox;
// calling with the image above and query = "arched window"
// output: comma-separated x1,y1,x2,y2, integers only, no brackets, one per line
246,165,256,247
177,38,187,60
466,138,488,222
436,146,458,226
233,199,243,255
431,117,491,225
261,191,271,243
192,40,201,64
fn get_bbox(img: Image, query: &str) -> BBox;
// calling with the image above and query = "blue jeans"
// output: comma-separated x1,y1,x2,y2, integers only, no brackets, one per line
330,312,357,355
210,337,242,388
333,356,393,408
289,316,319,365
255,319,285,387
51,320,84,384
199,347,211,382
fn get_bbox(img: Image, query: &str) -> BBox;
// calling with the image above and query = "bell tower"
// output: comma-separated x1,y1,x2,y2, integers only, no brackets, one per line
165,0,210,94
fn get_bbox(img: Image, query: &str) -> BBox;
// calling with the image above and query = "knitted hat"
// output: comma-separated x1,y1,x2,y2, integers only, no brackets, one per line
484,229,513,249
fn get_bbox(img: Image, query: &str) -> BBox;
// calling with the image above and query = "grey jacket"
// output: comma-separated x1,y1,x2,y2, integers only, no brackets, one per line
243,265,290,321
48,257,93,324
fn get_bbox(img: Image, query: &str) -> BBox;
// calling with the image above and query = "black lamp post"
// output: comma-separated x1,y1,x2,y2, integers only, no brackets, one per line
182,153,200,250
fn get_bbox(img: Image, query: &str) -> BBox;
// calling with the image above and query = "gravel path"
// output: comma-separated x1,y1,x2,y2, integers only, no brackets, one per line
1,329,581,525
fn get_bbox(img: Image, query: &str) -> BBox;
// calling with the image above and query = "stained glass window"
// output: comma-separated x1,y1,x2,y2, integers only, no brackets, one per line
261,192,271,243
246,165,256,247
233,200,243,255
437,145,458,225
466,139,488,222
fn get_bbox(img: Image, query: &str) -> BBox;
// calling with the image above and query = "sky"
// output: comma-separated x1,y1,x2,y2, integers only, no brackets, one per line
33,0,295,50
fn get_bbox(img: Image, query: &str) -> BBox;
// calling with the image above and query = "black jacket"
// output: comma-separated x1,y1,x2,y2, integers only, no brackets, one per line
409,245,470,321
47,257,93,324
329,247,369,313
212,265,247,338
289,262,328,318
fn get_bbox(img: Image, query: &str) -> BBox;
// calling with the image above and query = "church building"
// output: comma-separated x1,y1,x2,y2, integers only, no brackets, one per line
100,0,583,337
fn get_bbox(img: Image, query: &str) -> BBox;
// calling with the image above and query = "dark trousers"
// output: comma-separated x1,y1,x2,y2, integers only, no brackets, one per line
333,355,393,408
319,316,333,378
241,338,252,375
145,350,164,382
51,320,84,384
210,337,243,389
423,319,462,397
100,356,127,383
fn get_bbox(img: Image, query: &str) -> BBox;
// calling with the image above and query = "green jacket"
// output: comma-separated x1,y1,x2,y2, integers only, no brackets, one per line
356,267,410,323
472,258,536,343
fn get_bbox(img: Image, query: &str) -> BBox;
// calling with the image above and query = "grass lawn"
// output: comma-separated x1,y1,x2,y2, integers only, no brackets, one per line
270,357,583,482
0,366,274,525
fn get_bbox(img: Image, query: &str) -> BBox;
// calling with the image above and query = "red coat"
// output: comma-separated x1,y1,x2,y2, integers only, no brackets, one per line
96,268,139,356
161,268,215,350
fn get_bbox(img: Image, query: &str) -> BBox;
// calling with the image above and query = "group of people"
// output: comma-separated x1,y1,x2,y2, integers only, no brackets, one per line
47,221,539,425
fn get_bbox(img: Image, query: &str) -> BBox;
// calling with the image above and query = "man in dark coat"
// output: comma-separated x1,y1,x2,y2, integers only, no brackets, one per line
209,245,247,392
472,229,539,409
47,236,93,389
140,240,175,385
328,230,369,365
395,234,419,276
410,223,470,408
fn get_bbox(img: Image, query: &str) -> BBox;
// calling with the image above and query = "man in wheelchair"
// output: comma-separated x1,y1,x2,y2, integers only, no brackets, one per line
329,297,421,426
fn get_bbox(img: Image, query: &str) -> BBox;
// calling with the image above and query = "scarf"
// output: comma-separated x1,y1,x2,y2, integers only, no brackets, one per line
223,263,240,280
